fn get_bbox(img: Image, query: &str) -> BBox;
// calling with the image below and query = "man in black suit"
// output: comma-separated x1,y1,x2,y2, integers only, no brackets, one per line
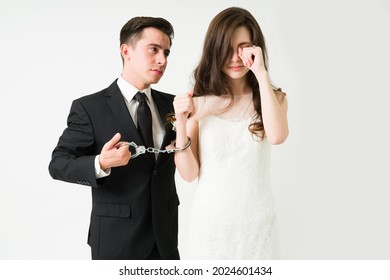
49,17,180,260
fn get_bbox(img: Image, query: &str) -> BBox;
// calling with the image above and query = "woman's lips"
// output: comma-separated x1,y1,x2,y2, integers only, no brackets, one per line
229,65,244,71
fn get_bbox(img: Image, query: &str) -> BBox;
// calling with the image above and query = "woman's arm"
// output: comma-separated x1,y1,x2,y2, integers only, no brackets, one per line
173,92,200,182
256,72,289,144
240,46,289,144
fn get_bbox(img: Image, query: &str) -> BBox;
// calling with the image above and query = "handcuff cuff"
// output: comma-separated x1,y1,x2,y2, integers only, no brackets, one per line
121,137,191,159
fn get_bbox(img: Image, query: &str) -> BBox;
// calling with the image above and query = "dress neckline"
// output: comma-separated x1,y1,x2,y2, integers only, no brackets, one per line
202,114,252,123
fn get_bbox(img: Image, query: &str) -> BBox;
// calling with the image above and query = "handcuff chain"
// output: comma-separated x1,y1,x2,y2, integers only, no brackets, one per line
146,147,170,154
125,137,191,159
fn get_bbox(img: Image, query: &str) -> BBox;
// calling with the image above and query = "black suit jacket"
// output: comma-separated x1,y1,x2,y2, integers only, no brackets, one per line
49,80,179,259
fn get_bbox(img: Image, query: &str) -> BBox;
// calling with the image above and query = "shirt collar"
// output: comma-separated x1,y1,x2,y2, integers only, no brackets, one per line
117,75,152,103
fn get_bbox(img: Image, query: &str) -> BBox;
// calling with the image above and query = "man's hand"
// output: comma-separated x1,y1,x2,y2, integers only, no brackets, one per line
99,133,131,170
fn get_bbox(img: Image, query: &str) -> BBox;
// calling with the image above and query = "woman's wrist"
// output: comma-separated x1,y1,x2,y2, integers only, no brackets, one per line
254,68,269,82
174,118,188,131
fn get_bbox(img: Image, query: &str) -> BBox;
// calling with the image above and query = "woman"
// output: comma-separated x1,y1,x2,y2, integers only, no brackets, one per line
173,7,288,259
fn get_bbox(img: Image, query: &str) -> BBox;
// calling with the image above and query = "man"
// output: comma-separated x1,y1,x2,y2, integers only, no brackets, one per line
49,17,179,260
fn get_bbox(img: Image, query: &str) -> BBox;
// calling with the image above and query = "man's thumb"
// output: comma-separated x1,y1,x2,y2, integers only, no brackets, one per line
105,133,121,149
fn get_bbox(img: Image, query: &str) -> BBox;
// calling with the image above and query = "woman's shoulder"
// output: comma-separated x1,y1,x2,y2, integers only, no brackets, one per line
273,87,286,96
192,95,208,121
193,95,228,121
273,87,287,104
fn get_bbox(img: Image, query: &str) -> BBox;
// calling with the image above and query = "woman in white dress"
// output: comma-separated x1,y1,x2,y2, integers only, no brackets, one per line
173,7,289,259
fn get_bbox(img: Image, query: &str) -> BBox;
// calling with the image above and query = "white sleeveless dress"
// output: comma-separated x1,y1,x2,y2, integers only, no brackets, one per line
184,115,278,259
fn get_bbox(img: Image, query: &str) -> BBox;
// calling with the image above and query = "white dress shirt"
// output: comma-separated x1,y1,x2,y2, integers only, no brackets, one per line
95,75,165,178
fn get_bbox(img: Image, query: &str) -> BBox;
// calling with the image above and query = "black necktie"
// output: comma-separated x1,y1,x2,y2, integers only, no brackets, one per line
134,91,155,162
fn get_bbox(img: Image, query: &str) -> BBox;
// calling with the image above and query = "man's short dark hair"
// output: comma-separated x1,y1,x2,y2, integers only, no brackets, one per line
120,16,174,47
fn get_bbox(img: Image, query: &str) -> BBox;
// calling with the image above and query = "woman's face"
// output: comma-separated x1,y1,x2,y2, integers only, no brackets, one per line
222,26,253,80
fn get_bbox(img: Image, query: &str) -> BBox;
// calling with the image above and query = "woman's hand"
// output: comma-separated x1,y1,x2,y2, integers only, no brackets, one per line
173,90,194,124
239,45,266,74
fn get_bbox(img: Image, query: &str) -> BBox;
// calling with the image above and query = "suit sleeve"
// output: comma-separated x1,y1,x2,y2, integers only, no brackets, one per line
48,99,99,188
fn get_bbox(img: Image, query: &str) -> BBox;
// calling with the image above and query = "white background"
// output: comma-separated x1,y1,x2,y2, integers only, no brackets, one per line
1,0,389,260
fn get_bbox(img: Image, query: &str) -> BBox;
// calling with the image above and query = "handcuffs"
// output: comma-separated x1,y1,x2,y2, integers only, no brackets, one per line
121,137,191,159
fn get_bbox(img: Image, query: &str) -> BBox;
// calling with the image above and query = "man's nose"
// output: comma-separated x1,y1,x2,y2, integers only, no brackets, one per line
156,52,167,65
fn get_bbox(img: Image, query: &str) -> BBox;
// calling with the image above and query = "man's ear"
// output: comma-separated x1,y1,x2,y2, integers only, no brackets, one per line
120,44,131,61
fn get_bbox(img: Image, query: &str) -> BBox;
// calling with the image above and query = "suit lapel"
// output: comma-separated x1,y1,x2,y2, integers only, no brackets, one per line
151,90,176,165
105,81,142,144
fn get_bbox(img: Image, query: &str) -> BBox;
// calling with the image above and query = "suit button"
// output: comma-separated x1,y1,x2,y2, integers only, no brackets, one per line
153,170,157,176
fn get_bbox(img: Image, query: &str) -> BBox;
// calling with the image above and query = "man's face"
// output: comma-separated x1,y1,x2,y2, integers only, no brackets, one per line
124,27,171,90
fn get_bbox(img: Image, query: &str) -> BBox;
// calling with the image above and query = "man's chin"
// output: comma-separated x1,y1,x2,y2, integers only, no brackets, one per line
149,77,163,84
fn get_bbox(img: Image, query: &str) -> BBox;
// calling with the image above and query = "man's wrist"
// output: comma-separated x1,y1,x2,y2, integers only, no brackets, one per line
95,155,111,178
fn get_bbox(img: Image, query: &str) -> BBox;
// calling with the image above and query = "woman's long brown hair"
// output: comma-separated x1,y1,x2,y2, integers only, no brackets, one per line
193,7,269,136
